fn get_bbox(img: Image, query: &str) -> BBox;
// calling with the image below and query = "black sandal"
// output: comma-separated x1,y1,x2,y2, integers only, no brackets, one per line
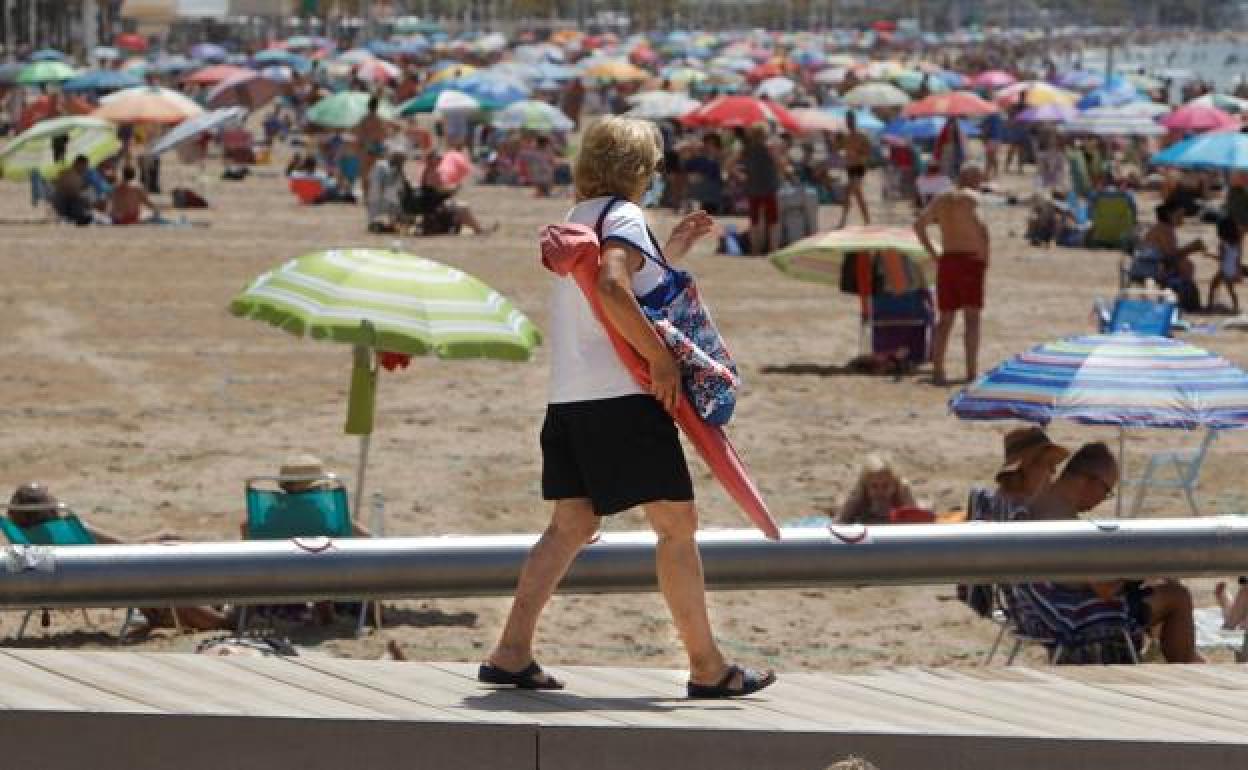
686,664,776,699
478,661,565,690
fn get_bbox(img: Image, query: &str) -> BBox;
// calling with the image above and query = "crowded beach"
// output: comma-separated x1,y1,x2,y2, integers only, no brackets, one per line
4,11,1248,698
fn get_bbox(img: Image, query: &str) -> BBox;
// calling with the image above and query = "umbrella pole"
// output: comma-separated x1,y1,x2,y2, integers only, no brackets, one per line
1116,426,1126,517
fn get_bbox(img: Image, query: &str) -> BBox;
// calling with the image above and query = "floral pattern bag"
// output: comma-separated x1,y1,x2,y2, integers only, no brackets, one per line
595,197,740,425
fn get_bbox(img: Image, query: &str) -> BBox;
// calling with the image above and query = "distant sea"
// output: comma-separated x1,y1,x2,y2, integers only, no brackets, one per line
1053,36,1248,95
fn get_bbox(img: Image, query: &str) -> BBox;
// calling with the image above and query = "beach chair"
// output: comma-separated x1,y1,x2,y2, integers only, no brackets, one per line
868,289,933,367
0,505,142,640
1120,429,1217,518
1086,190,1138,250
1003,583,1142,665
1193,606,1248,663
1095,290,1179,337
237,473,375,635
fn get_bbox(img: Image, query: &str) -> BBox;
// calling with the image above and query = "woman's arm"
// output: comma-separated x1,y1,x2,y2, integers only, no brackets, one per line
595,242,681,413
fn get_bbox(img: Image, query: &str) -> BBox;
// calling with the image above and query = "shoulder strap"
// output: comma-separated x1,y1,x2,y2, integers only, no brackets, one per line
593,196,674,273
593,195,623,240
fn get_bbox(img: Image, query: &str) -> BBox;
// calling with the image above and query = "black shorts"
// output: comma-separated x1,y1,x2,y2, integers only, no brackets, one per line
541,394,693,516
847,164,867,180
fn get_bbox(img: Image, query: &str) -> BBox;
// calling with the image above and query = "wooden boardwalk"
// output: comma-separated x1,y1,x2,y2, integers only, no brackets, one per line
0,649,1246,769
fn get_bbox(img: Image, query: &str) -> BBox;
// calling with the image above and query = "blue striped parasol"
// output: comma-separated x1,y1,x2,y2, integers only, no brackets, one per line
950,334,1248,431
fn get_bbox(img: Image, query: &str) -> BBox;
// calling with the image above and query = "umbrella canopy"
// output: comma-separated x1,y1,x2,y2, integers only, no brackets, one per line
883,116,980,141
426,63,477,85
1084,102,1170,119
145,107,247,157
230,248,541,531
842,82,911,108
17,60,76,85
433,150,474,187
253,49,312,73
1077,77,1141,110
1060,114,1166,137
428,73,530,105
949,334,1248,430
354,58,402,84
205,73,280,110
230,248,540,360
0,116,121,182
1152,132,1248,172
822,107,886,133
115,34,147,53
788,108,845,134
994,81,1077,108
769,226,932,293
29,49,67,62
94,86,204,125
903,91,999,118
1188,93,1248,115
306,91,397,129
1159,104,1239,133
970,70,1016,89
682,95,801,133
625,91,700,121
1058,70,1104,90
63,69,144,94
1017,104,1078,123
399,89,497,115
92,46,122,62
582,59,650,82
894,70,951,94
190,43,228,62
184,64,253,86
491,100,574,132
755,76,796,100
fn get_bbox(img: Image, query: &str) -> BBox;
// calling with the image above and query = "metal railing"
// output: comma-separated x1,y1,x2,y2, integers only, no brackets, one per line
0,518,1245,609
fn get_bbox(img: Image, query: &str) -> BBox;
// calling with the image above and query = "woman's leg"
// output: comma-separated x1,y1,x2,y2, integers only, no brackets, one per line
643,500,738,686
488,498,599,674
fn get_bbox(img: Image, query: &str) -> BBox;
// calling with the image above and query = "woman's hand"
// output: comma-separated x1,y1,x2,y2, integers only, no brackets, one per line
666,209,715,261
647,348,682,414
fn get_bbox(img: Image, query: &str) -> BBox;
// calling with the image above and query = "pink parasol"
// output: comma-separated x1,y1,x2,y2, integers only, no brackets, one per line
903,91,1000,118
435,150,474,187
970,70,1016,89
184,64,254,86
1159,104,1240,133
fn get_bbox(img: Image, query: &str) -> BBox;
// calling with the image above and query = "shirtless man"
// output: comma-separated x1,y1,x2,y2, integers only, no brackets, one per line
109,166,161,225
837,111,872,228
914,165,990,386
353,96,391,198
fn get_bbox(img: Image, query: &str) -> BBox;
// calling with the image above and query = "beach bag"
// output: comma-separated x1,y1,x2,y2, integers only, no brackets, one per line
591,198,739,425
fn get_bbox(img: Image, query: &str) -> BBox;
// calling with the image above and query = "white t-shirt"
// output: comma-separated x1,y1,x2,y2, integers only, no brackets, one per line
548,197,667,404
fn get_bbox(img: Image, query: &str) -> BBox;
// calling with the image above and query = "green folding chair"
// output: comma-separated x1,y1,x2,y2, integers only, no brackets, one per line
0,505,138,639
238,473,375,635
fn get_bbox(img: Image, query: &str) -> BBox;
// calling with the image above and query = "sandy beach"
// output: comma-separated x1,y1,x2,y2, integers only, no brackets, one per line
0,149,1242,668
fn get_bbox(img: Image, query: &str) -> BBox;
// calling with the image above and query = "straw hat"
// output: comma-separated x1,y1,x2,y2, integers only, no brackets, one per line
994,427,1070,481
278,454,332,493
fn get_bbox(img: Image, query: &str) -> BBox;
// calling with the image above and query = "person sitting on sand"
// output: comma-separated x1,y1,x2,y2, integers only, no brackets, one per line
1215,578,1248,630
53,155,94,226
834,452,918,525
109,166,162,225
417,146,497,236
1013,442,1203,663
6,482,230,633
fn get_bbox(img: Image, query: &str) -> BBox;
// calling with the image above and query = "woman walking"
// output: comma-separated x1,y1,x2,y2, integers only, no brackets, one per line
480,116,776,699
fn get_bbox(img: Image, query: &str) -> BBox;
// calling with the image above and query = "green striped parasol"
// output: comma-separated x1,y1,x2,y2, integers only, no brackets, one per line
17,60,76,85
0,116,121,182
306,91,398,129
229,248,541,530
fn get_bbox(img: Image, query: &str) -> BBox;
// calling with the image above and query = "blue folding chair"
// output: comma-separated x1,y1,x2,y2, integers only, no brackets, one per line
238,474,374,635
0,505,144,639
1101,296,1178,337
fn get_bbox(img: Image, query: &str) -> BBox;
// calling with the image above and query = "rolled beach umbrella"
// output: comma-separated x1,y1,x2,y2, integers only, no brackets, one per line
144,106,247,157
94,86,204,125
229,248,541,524
0,116,121,182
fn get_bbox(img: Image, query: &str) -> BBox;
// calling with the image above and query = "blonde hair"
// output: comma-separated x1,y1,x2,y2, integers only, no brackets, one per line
836,452,913,525
573,116,662,202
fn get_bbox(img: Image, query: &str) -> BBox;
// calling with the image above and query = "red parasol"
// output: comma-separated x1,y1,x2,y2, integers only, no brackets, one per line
115,33,148,53
682,95,801,133
184,64,254,86
903,91,1000,118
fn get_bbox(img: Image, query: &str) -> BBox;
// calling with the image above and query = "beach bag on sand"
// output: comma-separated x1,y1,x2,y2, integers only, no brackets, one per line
539,198,740,425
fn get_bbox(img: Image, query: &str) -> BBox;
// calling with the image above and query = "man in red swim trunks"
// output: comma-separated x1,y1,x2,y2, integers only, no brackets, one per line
914,165,990,386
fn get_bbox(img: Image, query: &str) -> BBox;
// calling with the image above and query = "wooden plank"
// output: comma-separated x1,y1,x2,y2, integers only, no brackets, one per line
0,649,157,712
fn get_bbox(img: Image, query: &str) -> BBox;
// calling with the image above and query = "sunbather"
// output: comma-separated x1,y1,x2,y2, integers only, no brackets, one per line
6,483,230,634
1015,442,1203,663
833,452,918,525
